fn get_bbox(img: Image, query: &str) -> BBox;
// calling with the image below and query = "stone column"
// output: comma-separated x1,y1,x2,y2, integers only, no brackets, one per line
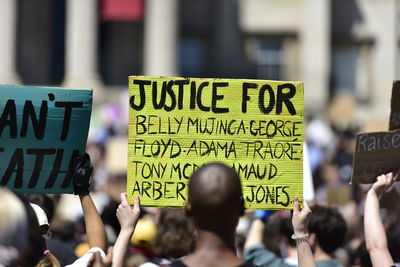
300,0,330,114
371,0,397,116
63,0,102,93
212,0,245,78
143,0,178,76
0,0,20,83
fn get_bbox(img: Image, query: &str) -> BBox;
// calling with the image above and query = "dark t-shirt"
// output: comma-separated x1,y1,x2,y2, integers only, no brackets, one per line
46,238,77,266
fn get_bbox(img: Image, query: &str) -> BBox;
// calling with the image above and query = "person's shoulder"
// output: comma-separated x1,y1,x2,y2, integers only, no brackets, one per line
316,258,344,267
243,244,288,266
237,262,258,267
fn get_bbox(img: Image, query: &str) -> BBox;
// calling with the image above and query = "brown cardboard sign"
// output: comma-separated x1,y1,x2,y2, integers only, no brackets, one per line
389,81,400,130
327,185,351,205
351,130,400,184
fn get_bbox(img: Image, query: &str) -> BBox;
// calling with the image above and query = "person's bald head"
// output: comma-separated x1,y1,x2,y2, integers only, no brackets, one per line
186,163,244,231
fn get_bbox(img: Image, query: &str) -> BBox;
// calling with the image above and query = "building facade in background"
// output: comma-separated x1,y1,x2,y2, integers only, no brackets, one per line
0,0,399,117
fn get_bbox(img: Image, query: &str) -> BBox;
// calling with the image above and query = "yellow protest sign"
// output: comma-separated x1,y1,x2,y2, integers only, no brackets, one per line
128,76,303,209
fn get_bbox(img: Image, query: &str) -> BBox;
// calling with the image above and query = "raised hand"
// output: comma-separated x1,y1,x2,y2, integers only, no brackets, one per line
371,172,398,197
112,194,141,267
116,193,140,231
292,197,312,236
73,152,93,195
292,198,316,267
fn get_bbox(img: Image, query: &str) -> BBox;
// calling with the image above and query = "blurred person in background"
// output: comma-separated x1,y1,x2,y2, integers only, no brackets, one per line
279,217,299,265
308,205,347,267
11,192,48,266
28,194,78,265
0,187,29,266
245,204,347,267
140,208,195,266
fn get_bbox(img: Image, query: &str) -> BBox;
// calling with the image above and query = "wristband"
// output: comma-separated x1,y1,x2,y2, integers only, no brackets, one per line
291,233,309,242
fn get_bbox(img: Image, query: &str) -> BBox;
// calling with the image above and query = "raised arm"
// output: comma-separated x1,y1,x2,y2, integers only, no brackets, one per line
244,216,265,249
112,193,141,267
292,198,316,267
245,210,278,249
364,173,396,267
79,194,107,251
244,211,295,267
73,153,107,252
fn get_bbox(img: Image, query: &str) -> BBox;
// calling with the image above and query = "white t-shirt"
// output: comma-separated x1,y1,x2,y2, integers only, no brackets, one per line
140,258,173,267
65,247,105,267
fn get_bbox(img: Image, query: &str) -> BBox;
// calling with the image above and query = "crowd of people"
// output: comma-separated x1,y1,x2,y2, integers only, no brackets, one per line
1,97,400,267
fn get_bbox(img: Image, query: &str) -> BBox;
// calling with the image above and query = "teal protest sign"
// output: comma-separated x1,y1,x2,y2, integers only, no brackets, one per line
0,85,92,194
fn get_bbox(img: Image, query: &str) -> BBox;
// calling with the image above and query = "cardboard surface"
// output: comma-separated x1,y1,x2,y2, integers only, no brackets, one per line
327,185,351,205
351,130,400,184
127,76,304,209
106,136,128,175
0,85,92,193
389,81,400,130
